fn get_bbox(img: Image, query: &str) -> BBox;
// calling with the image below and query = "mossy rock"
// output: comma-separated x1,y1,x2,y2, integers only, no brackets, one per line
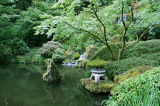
87,59,109,68
81,78,117,93
78,59,89,68
85,45,97,60
73,52,80,60
43,59,61,83
114,66,153,84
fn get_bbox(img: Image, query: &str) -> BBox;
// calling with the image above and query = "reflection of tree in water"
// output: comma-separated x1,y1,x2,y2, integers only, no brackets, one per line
0,64,53,106
0,64,109,106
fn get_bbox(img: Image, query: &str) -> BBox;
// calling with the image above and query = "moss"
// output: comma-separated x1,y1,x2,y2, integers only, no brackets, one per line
43,59,61,83
87,59,109,68
114,66,153,84
78,59,89,68
85,45,97,60
81,78,117,93
73,52,80,60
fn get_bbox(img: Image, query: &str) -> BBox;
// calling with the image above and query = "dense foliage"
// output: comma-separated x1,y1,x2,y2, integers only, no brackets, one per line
103,67,160,106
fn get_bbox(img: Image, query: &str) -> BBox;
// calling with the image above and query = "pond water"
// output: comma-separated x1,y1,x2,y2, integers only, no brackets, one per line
0,64,108,106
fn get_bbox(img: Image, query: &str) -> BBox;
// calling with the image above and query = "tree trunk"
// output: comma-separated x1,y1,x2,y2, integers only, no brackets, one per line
105,43,115,61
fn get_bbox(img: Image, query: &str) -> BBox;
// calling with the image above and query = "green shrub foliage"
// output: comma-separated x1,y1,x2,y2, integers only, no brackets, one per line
103,67,160,106
15,48,45,64
52,48,66,63
11,38,30,55
91,40,160,61
105,57,159,80
40,41,63,57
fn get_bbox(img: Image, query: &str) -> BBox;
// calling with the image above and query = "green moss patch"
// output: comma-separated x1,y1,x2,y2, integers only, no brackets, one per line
87,59,109,68
114,66,153,84
73,52,80,60
81,78,117,93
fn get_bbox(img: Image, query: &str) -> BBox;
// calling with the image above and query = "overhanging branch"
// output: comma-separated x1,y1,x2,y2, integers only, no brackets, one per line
63,20,106,44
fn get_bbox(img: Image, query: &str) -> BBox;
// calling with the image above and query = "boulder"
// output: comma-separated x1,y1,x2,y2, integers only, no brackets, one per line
114,66,153,84
81,78,117,93
43,59,61,83
78,59,89,68
85,45,97,60
73,52,80,60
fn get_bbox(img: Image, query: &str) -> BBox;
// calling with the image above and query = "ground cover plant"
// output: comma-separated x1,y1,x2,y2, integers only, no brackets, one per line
102,67,160,106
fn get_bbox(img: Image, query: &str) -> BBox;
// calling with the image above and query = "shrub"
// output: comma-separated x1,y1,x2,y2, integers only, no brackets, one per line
64,49,73,60
16,48,45,64
90,44,119,61
10,38,30,55
40,41,63,57
85,45,97,60
103,67,160,106
114,66,153,84
52,48,65,63
78,59,89,68
141,51,160,64
91,40,160,61
105,57,159,80
73,52,80,60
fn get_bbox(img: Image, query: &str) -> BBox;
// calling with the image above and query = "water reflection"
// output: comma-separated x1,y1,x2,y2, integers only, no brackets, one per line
0,64,108,106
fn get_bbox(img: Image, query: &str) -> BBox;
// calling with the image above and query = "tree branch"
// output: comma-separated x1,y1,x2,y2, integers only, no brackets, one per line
126,29,148,49
93,7,108,42
63,20,106,44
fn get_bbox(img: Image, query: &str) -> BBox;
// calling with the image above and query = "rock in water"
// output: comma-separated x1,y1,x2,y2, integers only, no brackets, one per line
43,59,61,83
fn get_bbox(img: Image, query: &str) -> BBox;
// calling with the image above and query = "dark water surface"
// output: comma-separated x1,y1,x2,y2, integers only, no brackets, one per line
0,64,108,106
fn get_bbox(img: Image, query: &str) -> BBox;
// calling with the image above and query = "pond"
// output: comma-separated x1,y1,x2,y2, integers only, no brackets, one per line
0,64,108,106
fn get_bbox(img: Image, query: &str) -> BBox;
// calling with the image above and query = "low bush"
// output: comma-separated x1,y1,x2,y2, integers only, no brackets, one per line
114,66,153,84
91,40,160,61
85,45,97,60
104,57,159,80
15,48,45,64
40,41,63,57
52,48,66,63
90,43,119,61
102,67,160,106
10,38,30,55
78,59,89,68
